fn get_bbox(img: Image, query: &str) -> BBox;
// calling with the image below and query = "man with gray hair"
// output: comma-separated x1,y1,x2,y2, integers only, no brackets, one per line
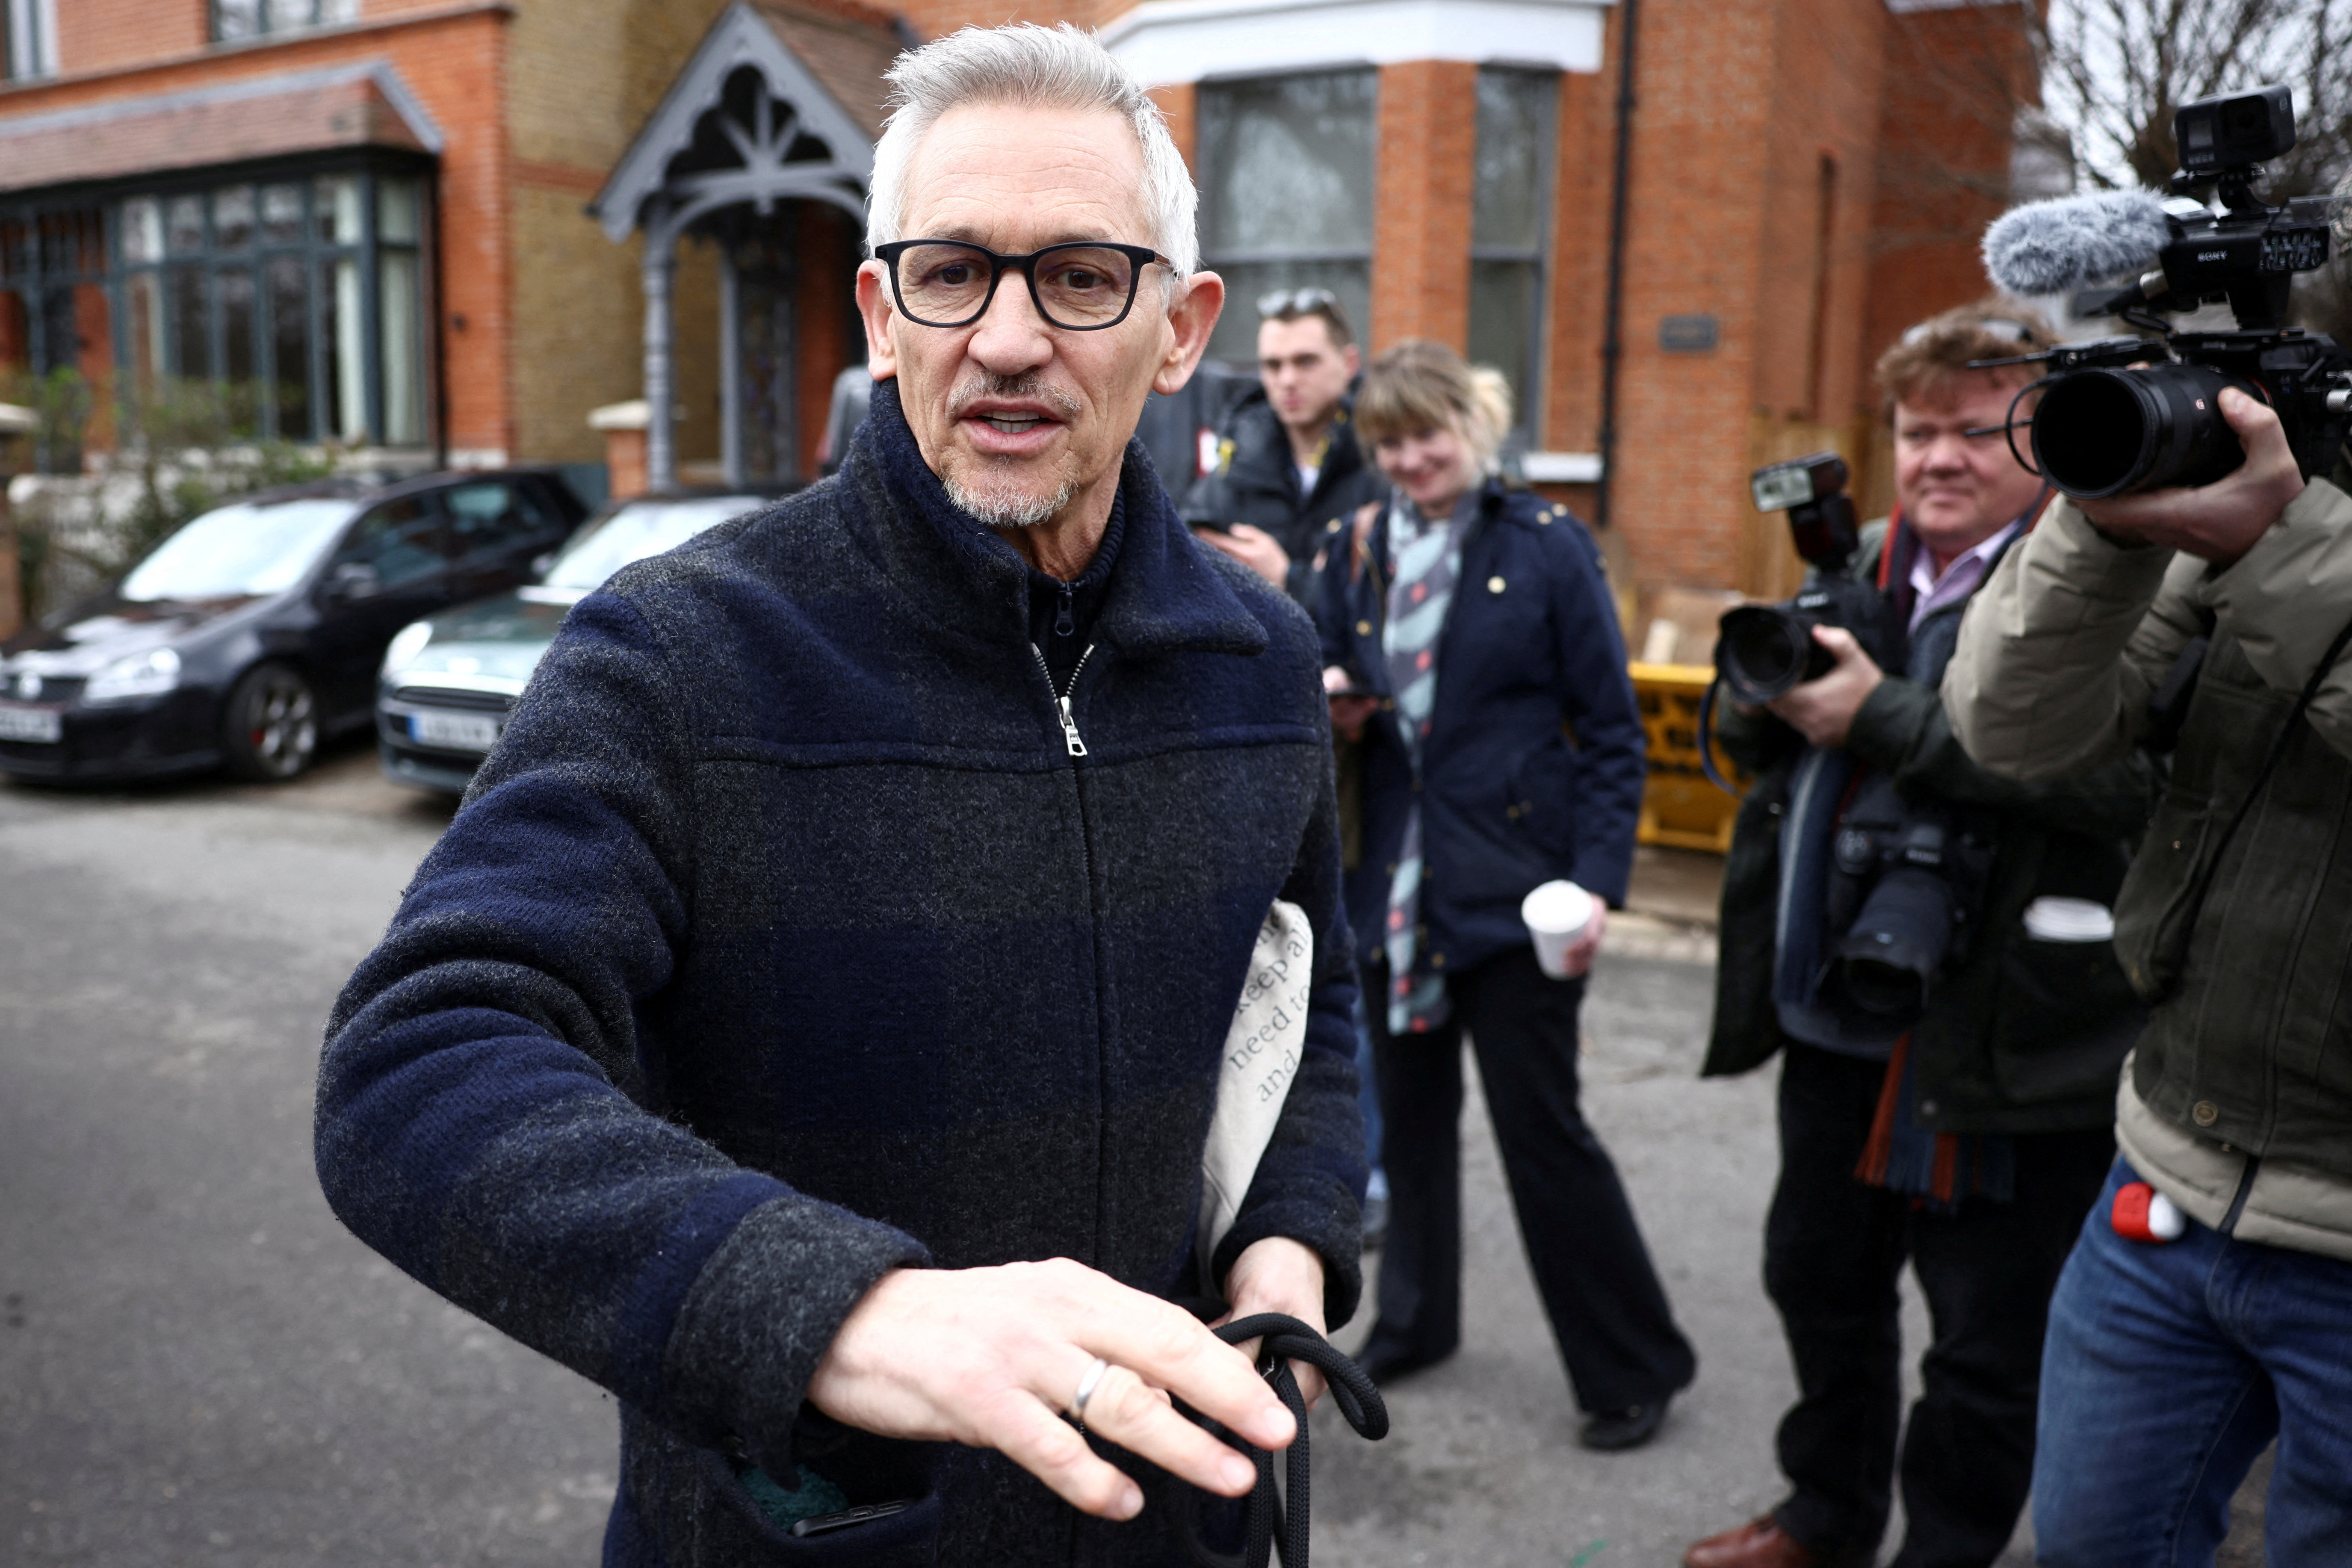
315,22,1365,1566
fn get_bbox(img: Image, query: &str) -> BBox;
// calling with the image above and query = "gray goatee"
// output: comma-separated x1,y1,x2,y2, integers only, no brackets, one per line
944,371,1083,530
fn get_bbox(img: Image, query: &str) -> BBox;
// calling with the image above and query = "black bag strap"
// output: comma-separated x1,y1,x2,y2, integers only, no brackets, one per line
1181,1314,1389,1568
2158,605,2352,997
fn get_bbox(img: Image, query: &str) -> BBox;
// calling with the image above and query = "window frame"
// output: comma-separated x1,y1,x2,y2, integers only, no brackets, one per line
2,0,59,83
100,155,437,449
1468,65,1560,447
211,0,358,44
1194,66,1380,372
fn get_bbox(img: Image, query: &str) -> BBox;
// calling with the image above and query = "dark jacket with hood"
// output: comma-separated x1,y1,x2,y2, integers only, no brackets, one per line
313,381,1367,1567
1309,479,1646,976
1705,516,2158,1135
1181,384,1386,605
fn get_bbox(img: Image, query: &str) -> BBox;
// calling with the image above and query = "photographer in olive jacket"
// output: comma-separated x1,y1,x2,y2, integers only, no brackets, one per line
1685,305,2156,1568
1944,372,2352,1561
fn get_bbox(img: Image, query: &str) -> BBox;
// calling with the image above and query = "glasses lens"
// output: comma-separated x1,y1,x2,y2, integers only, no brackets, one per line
895,243,997,323
1034,246,1138,327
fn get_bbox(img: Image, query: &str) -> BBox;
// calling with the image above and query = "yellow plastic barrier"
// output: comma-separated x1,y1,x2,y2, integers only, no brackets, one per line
1628,661,1746,854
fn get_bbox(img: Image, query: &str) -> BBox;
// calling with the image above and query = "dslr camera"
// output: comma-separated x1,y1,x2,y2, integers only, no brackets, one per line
1989,84,2352,498
1713,453,1893,705
1708,453,1990,1029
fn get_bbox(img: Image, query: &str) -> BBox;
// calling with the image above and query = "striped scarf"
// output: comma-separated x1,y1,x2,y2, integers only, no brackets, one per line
1380,494,1466,1035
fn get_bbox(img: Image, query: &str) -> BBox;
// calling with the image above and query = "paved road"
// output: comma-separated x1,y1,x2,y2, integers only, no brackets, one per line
0,741,2121,1566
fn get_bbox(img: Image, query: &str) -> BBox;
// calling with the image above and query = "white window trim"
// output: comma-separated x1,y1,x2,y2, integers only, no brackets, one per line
1101,0,1608,87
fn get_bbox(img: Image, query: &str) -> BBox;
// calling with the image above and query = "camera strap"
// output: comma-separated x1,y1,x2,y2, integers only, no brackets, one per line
2159,605,2352,996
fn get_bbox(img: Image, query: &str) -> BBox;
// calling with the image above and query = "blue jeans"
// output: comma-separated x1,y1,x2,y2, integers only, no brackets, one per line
2033,1156,2352,1566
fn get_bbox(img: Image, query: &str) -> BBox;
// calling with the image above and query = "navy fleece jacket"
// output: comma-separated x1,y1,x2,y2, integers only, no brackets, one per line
314,380,1366,1566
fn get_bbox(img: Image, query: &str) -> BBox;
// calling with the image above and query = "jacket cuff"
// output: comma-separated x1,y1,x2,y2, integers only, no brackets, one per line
658,1195,931,1474
2041,499,2178,605
1212,1198,1365,1331
2206,477,2352,697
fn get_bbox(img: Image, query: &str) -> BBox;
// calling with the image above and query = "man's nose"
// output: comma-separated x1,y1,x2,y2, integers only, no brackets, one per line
962,269,1055,369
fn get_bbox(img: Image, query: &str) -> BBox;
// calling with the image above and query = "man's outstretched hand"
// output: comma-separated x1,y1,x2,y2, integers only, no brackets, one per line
2078,387,2308,567
806,1257,1299,1521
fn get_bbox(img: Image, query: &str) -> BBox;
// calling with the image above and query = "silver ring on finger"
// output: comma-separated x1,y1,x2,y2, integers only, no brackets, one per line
1070,1356,1112,1432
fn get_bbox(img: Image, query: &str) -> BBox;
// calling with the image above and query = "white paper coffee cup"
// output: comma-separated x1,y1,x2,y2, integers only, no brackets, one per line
1522,880,1595,979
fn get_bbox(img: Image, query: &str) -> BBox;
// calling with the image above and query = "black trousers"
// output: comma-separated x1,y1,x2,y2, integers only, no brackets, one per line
1363,946,1696,1413
1767,1043,2115,1568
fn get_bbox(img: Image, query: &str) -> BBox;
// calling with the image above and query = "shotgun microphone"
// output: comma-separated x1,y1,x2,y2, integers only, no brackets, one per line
1980,189,2174,299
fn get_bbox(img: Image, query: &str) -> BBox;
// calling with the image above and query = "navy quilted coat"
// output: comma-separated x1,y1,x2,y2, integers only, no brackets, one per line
314,381,1367,1567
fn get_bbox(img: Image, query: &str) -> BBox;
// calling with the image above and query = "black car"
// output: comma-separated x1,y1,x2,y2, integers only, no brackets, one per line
0,469,585,784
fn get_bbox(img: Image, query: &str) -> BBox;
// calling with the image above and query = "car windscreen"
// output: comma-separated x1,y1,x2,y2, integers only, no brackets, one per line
541,497,761,591
118,499,360,602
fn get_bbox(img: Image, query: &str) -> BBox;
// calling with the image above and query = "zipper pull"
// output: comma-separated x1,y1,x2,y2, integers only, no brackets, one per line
1055,581,1076,639
1056,694,1088,757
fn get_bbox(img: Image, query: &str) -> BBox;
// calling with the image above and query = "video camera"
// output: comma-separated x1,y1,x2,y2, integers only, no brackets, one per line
1979,85,2352,498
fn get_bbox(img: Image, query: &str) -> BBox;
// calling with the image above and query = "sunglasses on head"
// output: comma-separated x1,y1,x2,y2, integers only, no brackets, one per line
1902,316,2041,347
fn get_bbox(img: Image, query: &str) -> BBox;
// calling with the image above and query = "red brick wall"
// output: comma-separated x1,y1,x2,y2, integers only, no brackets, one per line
1370,59,1476,353
0,7,517,462
50,0,208,77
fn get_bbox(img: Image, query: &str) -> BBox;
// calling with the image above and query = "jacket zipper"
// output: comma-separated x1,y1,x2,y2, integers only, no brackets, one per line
1030,641,1096,758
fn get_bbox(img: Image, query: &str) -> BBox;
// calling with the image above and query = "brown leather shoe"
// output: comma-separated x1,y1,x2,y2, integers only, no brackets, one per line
1682,1515,1824,1568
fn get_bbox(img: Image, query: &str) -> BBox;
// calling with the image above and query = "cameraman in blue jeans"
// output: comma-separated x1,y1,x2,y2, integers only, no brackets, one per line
1947,386,2352,1565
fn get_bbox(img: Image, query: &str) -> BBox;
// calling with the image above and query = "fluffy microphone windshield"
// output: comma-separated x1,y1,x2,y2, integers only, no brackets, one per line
1983,189,2172,297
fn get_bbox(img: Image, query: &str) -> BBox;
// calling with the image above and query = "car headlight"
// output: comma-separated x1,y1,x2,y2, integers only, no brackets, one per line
83,647,181,704
381,621,434,680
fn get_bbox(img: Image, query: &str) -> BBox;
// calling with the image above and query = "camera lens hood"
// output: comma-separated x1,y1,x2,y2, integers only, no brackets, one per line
2031,362,2251,498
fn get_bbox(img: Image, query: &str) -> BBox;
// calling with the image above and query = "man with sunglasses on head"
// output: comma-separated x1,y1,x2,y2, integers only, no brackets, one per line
1183,288,1386,604
1685,301,2155,1568
316,24,1367,1567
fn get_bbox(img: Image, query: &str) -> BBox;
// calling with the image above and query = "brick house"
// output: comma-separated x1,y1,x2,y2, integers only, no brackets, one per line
0,0,2033,614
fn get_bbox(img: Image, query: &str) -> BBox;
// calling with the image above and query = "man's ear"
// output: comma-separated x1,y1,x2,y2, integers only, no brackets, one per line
856,262,899,381
1341,343,1361,377
1153,269,1226,397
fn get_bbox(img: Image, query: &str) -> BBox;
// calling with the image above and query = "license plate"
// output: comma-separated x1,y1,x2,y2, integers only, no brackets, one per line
411,710,501,751
0,702,62,743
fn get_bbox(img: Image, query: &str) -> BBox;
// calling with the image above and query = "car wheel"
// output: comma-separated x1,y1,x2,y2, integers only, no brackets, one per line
221,663,320,782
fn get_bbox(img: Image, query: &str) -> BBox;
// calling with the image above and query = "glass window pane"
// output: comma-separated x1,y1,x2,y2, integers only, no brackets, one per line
121,198,163,265
376,177,420,245
0,217,27,282
214,186,254,251
169,267,210,378
269,256,310,438
329,257,364,441
446,481,558,555
167,196,205,256
316,176,361,246
1204,258,1370,370
265,0,316,27
1468,258,1540,440
221,266,256,402
1474,70,1557,252
321,0,357,19
215,0,263,40
379,250,424,444
331,496,446,589
260,183,303,246
1198,71,1377,256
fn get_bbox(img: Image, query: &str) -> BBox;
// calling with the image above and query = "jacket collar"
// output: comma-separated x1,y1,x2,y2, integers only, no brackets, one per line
847,377,1268,661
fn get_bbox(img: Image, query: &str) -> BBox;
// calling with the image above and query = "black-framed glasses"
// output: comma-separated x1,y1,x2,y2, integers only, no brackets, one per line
873,239,1170,331
1258,286,1338,319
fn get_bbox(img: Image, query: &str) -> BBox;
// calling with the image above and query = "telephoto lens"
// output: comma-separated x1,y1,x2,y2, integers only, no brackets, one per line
1715,604,1833,706
2030,362,2252,498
